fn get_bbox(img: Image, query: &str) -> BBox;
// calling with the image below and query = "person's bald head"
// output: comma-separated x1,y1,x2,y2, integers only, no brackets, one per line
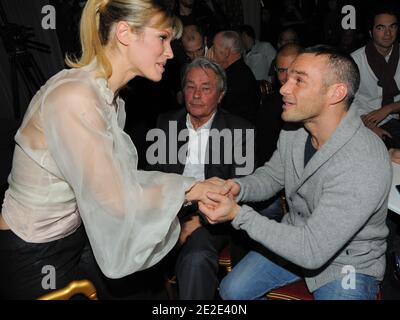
276,43,304,85
182,25,206,60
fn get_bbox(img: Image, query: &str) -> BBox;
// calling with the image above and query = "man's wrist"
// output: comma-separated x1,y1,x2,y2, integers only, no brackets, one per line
387,102,400,113
231,203,241,220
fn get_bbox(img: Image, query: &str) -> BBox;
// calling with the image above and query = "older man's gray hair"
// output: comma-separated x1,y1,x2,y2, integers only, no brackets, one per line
220,31,244,55
182,57,228,93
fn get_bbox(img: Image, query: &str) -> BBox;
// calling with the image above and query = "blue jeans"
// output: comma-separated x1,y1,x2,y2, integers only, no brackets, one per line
219,251,380,300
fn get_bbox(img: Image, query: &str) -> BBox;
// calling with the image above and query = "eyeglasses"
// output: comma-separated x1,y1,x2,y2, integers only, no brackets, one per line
185,46,205,58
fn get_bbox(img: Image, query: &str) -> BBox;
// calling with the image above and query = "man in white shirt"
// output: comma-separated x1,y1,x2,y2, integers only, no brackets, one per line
351,7,400,147
240,24,277,82
150,57,255,299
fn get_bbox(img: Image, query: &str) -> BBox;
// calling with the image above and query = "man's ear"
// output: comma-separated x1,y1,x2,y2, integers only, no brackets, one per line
224,47,231,59
328,83,348,105
369,30,372,38
218,91,226,104
114,21,133,46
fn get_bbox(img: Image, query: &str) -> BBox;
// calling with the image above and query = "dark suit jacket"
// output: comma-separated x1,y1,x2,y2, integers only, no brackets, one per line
151,108,255,179
222,58,261,125
255,92,284,166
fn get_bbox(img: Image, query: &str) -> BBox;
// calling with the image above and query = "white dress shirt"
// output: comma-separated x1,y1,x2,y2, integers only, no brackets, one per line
245,40,277,81
183,112,216,181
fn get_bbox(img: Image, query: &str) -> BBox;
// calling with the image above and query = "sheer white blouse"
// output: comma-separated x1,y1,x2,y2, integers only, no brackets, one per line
1,61,194,278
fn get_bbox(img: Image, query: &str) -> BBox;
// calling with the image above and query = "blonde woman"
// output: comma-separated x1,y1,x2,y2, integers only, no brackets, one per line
0,0,223,299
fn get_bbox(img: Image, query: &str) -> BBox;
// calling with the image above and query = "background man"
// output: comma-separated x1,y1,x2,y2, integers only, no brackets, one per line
208,31,260,125
181,24,208,61
240,24,276,82
351,7,400,148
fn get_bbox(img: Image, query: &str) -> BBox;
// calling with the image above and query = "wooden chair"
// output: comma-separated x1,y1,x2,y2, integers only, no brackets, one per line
218,244,232,273
37,279,98,300
258,80,275,98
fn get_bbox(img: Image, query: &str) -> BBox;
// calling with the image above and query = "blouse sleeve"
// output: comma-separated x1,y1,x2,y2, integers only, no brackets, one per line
41,81,194,278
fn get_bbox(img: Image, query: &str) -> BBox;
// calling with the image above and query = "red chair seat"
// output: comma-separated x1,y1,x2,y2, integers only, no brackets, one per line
218,245,232,273
267,280,314,300
267,280,382,300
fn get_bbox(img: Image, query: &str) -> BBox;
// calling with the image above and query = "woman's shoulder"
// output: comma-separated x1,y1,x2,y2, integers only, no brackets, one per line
48,67,96,92
38,68,104,120
44,68,99,105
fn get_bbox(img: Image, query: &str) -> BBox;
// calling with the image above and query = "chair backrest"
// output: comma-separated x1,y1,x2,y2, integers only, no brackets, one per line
218,244,232,273
258,80,275,98
37,279,98,300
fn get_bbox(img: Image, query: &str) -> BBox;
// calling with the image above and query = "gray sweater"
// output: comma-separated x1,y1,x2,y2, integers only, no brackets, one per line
233,107,392,291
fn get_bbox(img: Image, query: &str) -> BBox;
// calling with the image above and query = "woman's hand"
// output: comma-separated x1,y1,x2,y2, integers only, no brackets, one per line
198,193,241,224
179,215,201,245
362,107,392,128
185,179,229,206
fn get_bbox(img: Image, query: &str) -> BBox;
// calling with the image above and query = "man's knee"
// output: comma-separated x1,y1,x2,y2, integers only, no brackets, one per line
219,275,248,300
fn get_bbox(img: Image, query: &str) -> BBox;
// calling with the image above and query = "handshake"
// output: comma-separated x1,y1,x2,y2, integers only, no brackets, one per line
184,177,242,224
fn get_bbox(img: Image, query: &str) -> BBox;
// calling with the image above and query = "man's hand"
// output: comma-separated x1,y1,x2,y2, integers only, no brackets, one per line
222,179,241,199
389,148,400,164
361,107,392,128
369,126,392,139
198,193,241,224
179,215,201,245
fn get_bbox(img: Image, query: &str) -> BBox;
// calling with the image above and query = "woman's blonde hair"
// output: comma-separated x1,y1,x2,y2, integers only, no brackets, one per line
66,0,182,78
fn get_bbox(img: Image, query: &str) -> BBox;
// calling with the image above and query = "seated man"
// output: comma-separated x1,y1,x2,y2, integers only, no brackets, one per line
200,45,392,300
175,24,208,105
240,24,276,82
208,31,260,125
256,43,303,166
351,6,400,148
147,57,255,299
181,24,208,62
253,43,304,221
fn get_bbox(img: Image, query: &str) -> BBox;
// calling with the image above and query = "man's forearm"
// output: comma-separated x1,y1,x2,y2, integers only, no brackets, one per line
385,101,400,114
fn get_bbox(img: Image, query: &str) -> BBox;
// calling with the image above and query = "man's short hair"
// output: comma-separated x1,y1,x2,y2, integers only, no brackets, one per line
239,25,256,40
367,3,399,31
219,31,244,55
182,57,227,93
277,43,304,58
277,27,300,47
183,24,205,38
302,45,360,109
